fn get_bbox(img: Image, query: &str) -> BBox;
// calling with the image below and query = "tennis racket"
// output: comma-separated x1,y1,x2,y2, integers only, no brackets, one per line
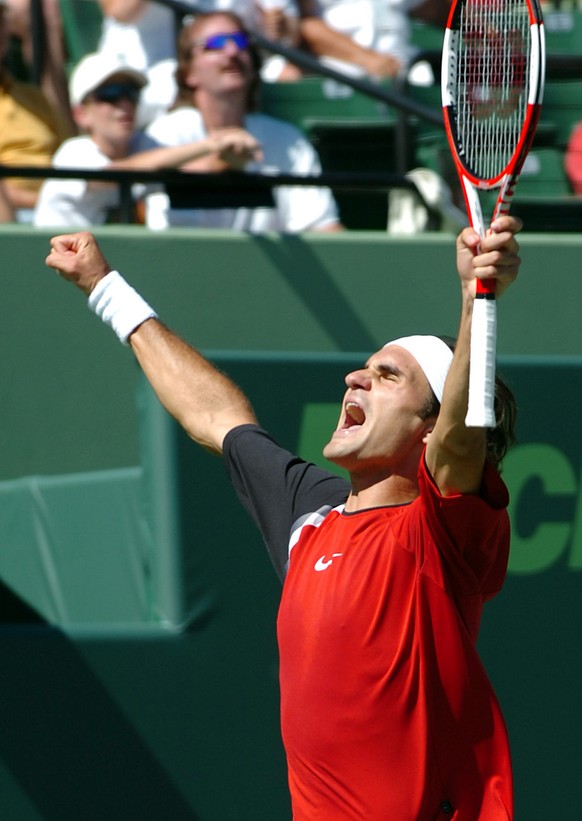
442,0,545,427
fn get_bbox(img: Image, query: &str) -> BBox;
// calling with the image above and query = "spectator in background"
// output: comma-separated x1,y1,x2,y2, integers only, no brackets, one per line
4,0,75,131
297,0,451,83
0,0,70,218
565,122,582,195
195,0,303,80
97,0,178,125
144,11,343,233
200,0,448,83
193,0,440,82
97,0,301,125
34,52,260,227
96,0,445,121
0,179,14,221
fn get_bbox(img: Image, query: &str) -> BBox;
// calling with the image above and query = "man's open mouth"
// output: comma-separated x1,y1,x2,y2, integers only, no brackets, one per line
343,401,365,429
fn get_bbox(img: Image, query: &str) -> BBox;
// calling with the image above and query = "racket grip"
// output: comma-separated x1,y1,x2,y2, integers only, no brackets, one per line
465,295,497,428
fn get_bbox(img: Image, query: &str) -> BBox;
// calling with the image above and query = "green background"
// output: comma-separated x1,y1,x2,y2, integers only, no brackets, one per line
0,226,581,819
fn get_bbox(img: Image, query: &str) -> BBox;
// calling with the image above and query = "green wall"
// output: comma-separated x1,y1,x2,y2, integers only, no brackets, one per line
1,226,582,819
1,225,581,479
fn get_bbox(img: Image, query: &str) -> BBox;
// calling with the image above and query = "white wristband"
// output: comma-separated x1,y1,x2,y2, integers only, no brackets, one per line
88,270,158,345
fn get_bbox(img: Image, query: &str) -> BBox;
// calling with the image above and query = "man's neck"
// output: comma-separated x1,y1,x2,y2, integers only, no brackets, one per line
195,93,247,131
344,471,420,512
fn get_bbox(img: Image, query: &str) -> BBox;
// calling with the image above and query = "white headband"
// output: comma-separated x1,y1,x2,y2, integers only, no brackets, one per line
384,335,453,404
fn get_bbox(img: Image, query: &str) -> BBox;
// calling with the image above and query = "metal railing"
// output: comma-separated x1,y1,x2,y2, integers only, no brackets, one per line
0,165,437,225
20,0,582,227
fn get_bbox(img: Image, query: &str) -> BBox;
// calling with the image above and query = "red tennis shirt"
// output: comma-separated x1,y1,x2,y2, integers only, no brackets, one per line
224,426,512,820
277,457,512,820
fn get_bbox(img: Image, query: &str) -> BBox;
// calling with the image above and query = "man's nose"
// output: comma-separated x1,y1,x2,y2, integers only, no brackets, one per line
345,369,371,390
224,38,242,55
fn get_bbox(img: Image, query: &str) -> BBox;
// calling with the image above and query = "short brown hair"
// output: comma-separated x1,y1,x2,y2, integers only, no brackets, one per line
173,12,262,111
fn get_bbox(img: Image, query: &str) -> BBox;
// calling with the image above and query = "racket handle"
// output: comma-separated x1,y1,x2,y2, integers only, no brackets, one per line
465,295,497,428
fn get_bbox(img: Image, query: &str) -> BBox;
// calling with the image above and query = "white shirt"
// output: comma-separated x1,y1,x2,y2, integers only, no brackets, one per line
98,1,176,70
97,2,177,126
314,0,427,69
33,133,158,228
190,0,298,30
145,107,339,233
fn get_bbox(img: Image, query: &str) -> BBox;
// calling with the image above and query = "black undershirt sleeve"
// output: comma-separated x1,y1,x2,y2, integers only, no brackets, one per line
223,424,350,582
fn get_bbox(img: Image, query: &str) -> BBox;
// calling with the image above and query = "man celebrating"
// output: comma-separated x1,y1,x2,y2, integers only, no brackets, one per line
46,217,520,819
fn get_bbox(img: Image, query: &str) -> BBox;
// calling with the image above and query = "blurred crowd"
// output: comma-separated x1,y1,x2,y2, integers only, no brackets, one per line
8,0,576,233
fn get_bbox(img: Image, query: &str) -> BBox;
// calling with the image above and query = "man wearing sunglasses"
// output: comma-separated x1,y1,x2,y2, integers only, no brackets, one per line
144,11,343,233
34,51,261,228
96,0,301,124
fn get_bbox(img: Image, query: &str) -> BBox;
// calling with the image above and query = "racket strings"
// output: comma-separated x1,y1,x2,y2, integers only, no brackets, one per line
455,0,531,180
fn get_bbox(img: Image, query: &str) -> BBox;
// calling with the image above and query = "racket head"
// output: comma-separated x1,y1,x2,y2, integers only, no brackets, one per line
440,0,545,429
442,0,545,195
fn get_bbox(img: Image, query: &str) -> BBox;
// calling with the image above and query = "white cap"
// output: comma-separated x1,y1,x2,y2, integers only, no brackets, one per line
384,335,454,404
69,52,147,106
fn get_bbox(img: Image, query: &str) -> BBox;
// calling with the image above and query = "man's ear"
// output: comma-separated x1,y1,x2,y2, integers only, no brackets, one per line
183,61,200,93
422,419,436,445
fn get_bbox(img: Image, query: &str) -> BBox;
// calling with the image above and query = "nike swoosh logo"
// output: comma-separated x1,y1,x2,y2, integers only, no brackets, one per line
314,553,343,572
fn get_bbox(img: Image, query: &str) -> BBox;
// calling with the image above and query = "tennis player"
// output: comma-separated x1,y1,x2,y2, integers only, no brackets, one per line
46,216,521,819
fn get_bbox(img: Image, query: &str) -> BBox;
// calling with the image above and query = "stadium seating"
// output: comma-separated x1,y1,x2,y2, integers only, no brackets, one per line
306,118,403,229
540,78,582,148
59,0,103,70
259,79,405,228
258,76,395,130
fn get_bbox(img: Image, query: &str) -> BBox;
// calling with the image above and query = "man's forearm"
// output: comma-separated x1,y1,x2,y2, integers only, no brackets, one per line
128,319,258,454
298,16,400,75
425,290,488,496
299,17,371,64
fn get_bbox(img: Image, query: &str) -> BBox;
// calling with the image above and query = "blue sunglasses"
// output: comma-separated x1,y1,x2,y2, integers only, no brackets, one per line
91,83,141,105
195,31,250,52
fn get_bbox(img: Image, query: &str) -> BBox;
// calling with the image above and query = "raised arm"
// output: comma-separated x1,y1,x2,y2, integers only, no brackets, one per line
425,215,521,495
45,232,258,454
